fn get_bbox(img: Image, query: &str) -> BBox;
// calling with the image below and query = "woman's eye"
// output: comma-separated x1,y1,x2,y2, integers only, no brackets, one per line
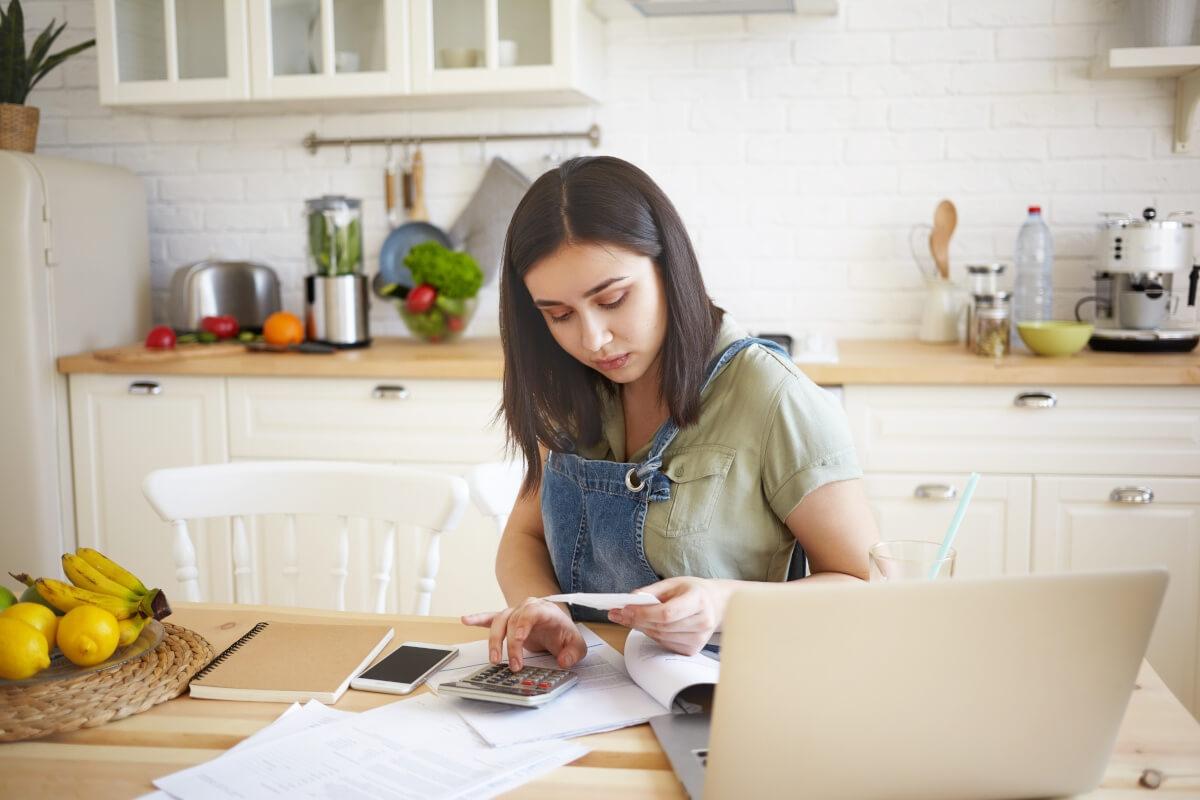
549,310,573,324
599,294,627,311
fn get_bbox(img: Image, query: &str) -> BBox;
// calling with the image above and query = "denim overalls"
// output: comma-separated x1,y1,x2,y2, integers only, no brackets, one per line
541,336,790,622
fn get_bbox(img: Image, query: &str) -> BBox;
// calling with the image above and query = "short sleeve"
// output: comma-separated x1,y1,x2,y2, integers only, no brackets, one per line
761,374,863,521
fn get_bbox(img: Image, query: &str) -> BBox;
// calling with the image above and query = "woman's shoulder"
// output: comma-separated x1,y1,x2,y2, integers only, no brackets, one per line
721,339,834,412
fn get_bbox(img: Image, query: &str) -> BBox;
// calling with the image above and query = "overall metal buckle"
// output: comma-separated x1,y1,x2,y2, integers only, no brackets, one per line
625,467,646,493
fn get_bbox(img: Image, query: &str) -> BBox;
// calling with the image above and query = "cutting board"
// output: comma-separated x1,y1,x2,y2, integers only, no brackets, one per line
93,341,246,363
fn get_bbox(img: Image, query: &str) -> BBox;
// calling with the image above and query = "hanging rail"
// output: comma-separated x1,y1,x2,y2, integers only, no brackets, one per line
302,123,602,155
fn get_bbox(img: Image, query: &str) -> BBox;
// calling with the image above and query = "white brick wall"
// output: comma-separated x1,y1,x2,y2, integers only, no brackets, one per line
22,0,1200,340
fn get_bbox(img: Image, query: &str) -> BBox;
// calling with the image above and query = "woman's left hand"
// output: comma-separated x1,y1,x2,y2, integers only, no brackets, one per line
607,577,733,656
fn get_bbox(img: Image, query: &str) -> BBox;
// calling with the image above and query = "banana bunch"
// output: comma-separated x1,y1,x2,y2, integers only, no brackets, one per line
10,549,171,646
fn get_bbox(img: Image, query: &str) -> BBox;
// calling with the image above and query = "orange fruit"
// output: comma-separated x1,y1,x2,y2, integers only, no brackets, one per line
263,311,304,346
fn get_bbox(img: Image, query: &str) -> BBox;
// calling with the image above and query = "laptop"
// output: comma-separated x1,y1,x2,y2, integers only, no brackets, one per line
650,569,1167,800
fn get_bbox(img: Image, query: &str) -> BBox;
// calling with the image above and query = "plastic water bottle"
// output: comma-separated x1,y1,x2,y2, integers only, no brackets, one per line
1012,206,1054,342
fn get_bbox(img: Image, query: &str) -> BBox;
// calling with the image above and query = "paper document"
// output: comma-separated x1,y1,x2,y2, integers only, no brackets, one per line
154,693,585,800
543,592,661,611
436,633,668,747
624,629,720,710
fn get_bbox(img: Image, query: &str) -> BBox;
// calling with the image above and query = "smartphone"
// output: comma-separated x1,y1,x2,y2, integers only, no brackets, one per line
350,642,459,695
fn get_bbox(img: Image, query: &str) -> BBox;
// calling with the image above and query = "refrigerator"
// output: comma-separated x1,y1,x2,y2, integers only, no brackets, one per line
0,152,151,579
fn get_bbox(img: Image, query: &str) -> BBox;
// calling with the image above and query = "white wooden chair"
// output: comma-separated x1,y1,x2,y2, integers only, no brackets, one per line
142,461,469,615
466,460,525,536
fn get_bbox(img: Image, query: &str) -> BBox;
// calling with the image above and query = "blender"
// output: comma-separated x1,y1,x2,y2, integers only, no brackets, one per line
304,195,371,348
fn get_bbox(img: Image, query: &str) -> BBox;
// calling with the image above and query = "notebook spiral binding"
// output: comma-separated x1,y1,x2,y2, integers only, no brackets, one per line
192,622,270,680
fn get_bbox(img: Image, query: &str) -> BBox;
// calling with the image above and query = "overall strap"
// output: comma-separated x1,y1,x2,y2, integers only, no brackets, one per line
633,336,789,481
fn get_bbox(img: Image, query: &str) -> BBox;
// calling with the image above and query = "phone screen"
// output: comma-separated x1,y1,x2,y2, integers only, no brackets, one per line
359,645,454,684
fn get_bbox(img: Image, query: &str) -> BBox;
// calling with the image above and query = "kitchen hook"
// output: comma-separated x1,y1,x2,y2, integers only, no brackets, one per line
344,139,352,164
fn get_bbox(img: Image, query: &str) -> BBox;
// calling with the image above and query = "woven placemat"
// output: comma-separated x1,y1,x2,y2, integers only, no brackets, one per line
0,622,213,743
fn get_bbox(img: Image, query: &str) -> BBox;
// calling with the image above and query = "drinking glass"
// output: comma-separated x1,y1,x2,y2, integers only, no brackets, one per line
869,540,956,582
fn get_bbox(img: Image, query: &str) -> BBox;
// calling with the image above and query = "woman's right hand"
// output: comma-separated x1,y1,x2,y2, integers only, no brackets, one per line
461,597,586,672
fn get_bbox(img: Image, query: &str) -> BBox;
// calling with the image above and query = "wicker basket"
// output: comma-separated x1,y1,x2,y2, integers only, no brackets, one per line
0,103,39,153
0,623,214,743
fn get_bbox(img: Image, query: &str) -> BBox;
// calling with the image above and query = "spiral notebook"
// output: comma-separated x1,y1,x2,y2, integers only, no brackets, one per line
189,621,394,704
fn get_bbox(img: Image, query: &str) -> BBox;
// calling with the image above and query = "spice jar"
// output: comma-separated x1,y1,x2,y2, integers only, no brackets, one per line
966,263,1007,296
969,292,1012,358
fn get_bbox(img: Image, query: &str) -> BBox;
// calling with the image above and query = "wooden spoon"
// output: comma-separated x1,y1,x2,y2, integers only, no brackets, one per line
929,199,957,281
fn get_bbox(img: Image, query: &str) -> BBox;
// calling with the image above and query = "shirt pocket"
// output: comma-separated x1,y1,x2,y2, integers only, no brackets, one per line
662,445,736,538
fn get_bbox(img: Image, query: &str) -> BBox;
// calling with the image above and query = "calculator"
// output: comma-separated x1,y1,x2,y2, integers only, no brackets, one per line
438,663,579,707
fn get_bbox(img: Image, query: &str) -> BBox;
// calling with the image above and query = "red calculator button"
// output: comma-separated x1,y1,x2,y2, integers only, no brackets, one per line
521,679,534,686
538,682,551,689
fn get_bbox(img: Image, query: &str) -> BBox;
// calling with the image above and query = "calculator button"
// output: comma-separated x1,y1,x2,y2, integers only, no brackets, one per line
538,682,551,689
521,679,534,686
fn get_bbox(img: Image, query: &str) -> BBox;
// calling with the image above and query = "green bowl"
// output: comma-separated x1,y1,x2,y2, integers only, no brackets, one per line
1017,321,1094,357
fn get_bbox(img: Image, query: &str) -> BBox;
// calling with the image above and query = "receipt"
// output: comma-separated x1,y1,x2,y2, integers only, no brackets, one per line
542,592,661,611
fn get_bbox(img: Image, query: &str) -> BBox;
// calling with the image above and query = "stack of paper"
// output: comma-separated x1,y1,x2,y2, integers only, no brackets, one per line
150,696,585,799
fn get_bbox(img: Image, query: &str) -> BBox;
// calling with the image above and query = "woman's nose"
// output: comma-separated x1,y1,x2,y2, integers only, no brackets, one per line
579,312,612,353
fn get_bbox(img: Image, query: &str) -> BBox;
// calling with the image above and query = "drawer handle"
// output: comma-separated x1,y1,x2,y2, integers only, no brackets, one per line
1110,486,1154,504
372,384,410,401
914,483,957,501
128,381,162,396
1014,391,1057,409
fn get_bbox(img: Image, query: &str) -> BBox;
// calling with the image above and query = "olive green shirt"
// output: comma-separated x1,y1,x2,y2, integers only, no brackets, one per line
577,315,862,582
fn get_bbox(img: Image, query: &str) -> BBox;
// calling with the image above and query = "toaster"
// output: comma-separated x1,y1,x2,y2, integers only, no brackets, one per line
168,260,282,331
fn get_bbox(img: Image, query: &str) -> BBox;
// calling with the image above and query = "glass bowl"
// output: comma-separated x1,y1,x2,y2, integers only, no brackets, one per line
397,296,478,343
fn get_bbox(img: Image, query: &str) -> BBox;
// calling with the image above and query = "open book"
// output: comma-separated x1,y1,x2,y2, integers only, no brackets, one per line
426,625,719,747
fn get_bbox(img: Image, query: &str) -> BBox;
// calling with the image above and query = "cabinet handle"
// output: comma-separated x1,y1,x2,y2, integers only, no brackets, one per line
1109,486,1154,504
128,381,162,396
1014,391,1057,409
914,483,957,500
372,384,410,401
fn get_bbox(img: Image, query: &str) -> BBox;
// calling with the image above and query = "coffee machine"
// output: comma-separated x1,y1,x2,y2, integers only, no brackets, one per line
1077,208,1200,352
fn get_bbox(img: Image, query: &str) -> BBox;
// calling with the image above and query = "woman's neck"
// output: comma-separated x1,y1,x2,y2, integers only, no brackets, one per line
620,355,669,457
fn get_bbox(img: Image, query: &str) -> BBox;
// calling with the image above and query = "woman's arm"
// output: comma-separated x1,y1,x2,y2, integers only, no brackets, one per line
784,477,878,582
612,478,880,652
462,455,585,671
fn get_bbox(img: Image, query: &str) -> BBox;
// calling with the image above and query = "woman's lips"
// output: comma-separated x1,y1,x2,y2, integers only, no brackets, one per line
594,353,630,371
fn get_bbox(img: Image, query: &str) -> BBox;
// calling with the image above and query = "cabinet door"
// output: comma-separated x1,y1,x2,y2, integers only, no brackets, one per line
1033,476,1200,716
409,0,599,97
247,0,408,99
69,374,231,603
863,473,1032,578
95,0,251,105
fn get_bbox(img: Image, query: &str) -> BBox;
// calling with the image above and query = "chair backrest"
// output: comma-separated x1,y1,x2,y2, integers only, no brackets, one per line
142,461,469,615
466,460,525,536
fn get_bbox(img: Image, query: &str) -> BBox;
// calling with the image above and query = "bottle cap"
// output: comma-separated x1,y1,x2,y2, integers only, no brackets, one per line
1028,205,1041,214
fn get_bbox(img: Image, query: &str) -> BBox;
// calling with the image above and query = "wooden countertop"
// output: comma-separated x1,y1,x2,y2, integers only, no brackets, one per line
1,603,1197,798
57,337,1200,386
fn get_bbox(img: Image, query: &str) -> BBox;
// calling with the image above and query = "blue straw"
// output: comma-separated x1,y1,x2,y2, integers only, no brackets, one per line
929,472,980,579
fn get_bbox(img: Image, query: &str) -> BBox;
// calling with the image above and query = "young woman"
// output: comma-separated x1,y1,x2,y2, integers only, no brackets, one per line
463,156,879,671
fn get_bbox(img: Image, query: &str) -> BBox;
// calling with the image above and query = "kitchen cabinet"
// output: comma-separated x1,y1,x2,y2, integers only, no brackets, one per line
862,473,1031,578
95,0,601,111
68,373,506,616
68,374,232,604
846,384,1200,718
95,0,251,105
1032,476,1200,715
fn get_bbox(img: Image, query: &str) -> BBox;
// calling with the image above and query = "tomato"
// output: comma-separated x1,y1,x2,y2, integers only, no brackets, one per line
405,284,437,314
144,325,177,349
200,315,239,339
446,316,464,333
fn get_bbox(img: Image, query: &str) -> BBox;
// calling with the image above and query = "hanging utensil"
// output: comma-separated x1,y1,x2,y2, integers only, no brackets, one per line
384,142,399,230
410,145,428,222
929,199,957,281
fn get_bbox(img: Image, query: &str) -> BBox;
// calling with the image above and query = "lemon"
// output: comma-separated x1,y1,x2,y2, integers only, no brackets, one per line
3,602,58,652
57,606,120,667
0,617,51,679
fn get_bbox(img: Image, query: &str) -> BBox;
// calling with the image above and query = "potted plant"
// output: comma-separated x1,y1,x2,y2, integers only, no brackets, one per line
0,0,95,153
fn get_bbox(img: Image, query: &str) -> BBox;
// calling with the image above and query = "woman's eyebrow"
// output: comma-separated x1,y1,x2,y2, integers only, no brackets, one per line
533,276,629,307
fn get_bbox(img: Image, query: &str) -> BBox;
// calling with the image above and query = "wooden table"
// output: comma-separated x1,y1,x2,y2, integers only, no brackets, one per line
3,603,1199,798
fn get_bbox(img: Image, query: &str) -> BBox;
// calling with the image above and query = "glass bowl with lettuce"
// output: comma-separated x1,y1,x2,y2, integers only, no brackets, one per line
380,242,483,343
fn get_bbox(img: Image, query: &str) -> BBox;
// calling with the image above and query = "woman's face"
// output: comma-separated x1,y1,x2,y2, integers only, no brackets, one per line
523,241,667,386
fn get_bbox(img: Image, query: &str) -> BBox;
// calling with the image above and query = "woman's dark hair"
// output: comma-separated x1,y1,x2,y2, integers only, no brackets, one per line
499,156,721,495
